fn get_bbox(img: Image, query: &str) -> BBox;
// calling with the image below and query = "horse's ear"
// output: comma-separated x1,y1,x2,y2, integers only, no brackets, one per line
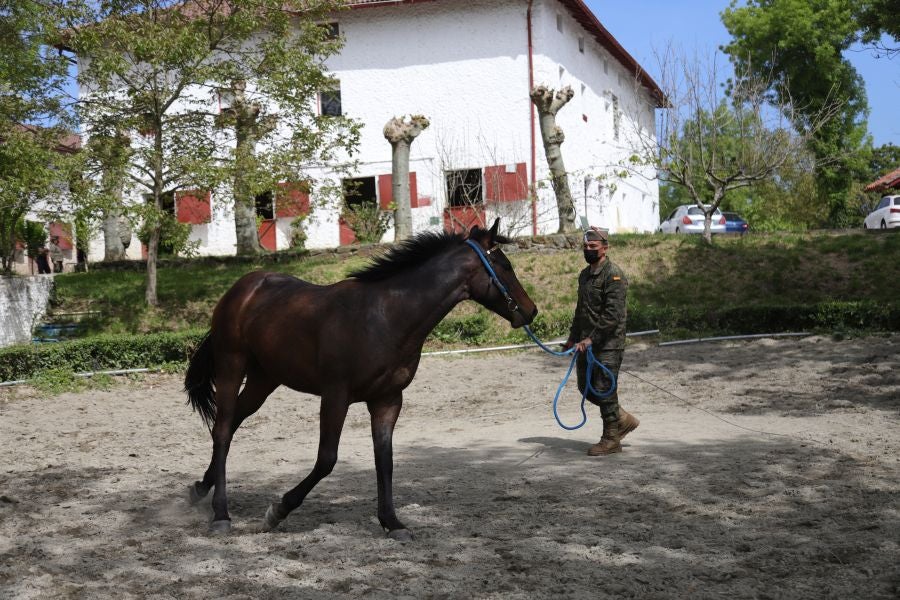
488,218,500,243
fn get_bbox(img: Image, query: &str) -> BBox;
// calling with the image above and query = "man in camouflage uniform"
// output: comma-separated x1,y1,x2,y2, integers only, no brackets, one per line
562,227,639,456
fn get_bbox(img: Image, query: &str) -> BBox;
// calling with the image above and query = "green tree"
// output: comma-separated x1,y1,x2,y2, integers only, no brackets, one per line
64,0,358,305
855,0,900,57
863,143,900,180
0,0,74,274
627,49,836,243
211,13,359,255
721,0,869,227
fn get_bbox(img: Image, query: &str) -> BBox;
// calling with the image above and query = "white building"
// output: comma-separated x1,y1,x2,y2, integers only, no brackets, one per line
91,0,663,259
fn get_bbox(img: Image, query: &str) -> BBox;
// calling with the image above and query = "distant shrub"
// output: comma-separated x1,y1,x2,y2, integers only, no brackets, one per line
0,330,206,382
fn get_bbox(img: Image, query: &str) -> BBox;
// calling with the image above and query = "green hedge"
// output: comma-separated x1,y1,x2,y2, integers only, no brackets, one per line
2,300,897,383
627,301,900,336
0,329,206,382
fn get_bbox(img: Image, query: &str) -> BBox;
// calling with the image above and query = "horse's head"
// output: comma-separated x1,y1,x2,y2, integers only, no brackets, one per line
465,218,538,328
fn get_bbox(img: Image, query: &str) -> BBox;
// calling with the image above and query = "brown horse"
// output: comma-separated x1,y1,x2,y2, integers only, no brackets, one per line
184,219,537,537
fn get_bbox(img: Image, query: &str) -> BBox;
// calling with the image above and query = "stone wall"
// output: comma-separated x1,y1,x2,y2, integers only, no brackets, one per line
0,276,53,348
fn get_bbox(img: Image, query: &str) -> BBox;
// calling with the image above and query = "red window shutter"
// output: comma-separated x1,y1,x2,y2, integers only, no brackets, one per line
275,182,310,218
409,172,419,208
443,206,486,234
339,216,357,245
49,222,73,250
176,190,211,224
484,163,528,202
257,219,277,251
378,172,419,209
377,174,393,209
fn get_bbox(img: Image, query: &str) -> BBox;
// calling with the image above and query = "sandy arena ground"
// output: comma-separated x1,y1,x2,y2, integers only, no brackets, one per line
0,334,898,599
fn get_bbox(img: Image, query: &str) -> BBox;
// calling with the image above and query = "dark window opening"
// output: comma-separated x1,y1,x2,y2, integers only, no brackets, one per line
145,191,175,215
446,169,483,207
343,176,377,207
322,22,340,39
255,190,274,220
319,86,342,117
142,191,178,255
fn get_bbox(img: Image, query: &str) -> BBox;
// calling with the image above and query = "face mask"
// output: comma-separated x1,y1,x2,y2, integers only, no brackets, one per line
583,249,599,264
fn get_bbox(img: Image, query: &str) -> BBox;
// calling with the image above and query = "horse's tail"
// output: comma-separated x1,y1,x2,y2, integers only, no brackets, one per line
185,332,216,429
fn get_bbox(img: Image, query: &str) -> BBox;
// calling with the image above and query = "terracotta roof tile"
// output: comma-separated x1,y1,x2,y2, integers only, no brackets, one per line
864,166,900,192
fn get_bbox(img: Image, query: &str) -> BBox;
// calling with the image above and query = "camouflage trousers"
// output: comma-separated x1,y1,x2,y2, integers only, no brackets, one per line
576,349,623,423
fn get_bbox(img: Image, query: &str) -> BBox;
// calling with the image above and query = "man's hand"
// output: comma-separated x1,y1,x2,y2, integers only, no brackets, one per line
575,337,593,353
561,338,575,351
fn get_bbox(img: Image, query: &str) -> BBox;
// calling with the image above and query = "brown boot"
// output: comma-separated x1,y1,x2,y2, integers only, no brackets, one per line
588,419,621,456
618,410,640,441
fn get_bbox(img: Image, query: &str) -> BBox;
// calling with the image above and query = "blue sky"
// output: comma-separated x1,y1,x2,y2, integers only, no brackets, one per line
585,0,899,147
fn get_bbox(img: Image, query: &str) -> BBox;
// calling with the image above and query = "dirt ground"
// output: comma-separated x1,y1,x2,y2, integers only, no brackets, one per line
1,334,898,599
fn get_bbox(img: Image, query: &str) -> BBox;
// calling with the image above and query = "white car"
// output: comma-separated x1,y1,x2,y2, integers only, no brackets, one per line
658,205,727,235
864,195,900,230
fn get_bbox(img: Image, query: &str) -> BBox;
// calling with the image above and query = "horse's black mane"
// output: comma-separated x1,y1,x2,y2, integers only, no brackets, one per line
349,230,467,282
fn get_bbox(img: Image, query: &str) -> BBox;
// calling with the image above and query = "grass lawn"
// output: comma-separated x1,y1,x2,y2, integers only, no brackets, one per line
51,230,900,346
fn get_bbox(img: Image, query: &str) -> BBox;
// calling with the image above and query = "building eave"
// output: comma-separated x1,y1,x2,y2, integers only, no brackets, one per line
555,0,665,107
864,166,900,192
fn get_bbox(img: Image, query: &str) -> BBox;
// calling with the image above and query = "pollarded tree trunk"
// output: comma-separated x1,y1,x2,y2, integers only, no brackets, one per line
383,115,430,241
102,205,126,261
530,85,577,233
228,82,265,256
96,133,129,261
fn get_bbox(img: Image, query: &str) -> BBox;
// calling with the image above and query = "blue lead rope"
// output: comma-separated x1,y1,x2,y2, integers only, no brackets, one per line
524,325,616,431
463,239,615,430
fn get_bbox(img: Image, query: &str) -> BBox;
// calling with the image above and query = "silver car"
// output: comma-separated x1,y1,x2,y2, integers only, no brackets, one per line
658,205,727,235
863,195,900,230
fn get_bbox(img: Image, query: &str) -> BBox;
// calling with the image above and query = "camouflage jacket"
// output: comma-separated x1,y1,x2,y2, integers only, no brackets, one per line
569,258,628,350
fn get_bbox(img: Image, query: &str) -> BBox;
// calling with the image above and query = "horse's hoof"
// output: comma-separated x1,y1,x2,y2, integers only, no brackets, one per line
262,503,284,532
188,482,207,505
208,519,232,534
387,528,414,542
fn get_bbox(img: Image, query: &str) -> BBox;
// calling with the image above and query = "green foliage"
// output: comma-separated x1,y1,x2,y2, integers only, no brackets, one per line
430,312,493,345
0,330,205,382
64,0,360,295
341,201,392,244
0,1,77,273
721,0,870,226
137,211,198,257
1,231,892,380
17,219,47,254
854,0,900,50
520,308,573,340
290,214,309,249
629,301,900,339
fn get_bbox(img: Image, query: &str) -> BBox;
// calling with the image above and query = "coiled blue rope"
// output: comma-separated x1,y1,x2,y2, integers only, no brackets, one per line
523,326,616,430
462,239,615,430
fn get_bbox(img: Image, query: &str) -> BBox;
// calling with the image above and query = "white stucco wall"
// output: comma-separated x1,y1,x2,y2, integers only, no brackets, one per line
80,0,660,258
530,0,660,234
302,0,535,246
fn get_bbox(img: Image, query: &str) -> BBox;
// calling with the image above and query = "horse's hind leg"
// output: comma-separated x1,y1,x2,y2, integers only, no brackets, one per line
264,390,349,531
368,395,411,541
190,366,277,512
191,353,277,534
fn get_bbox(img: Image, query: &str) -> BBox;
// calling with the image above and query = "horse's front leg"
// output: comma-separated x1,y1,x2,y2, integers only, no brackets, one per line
368,395,412,541
263,390,349,531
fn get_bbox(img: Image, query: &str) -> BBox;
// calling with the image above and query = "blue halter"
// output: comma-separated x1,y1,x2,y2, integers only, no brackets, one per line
465,239,616,430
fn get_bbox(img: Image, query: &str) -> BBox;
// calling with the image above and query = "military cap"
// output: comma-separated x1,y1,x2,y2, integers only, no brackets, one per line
583,227,609,243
